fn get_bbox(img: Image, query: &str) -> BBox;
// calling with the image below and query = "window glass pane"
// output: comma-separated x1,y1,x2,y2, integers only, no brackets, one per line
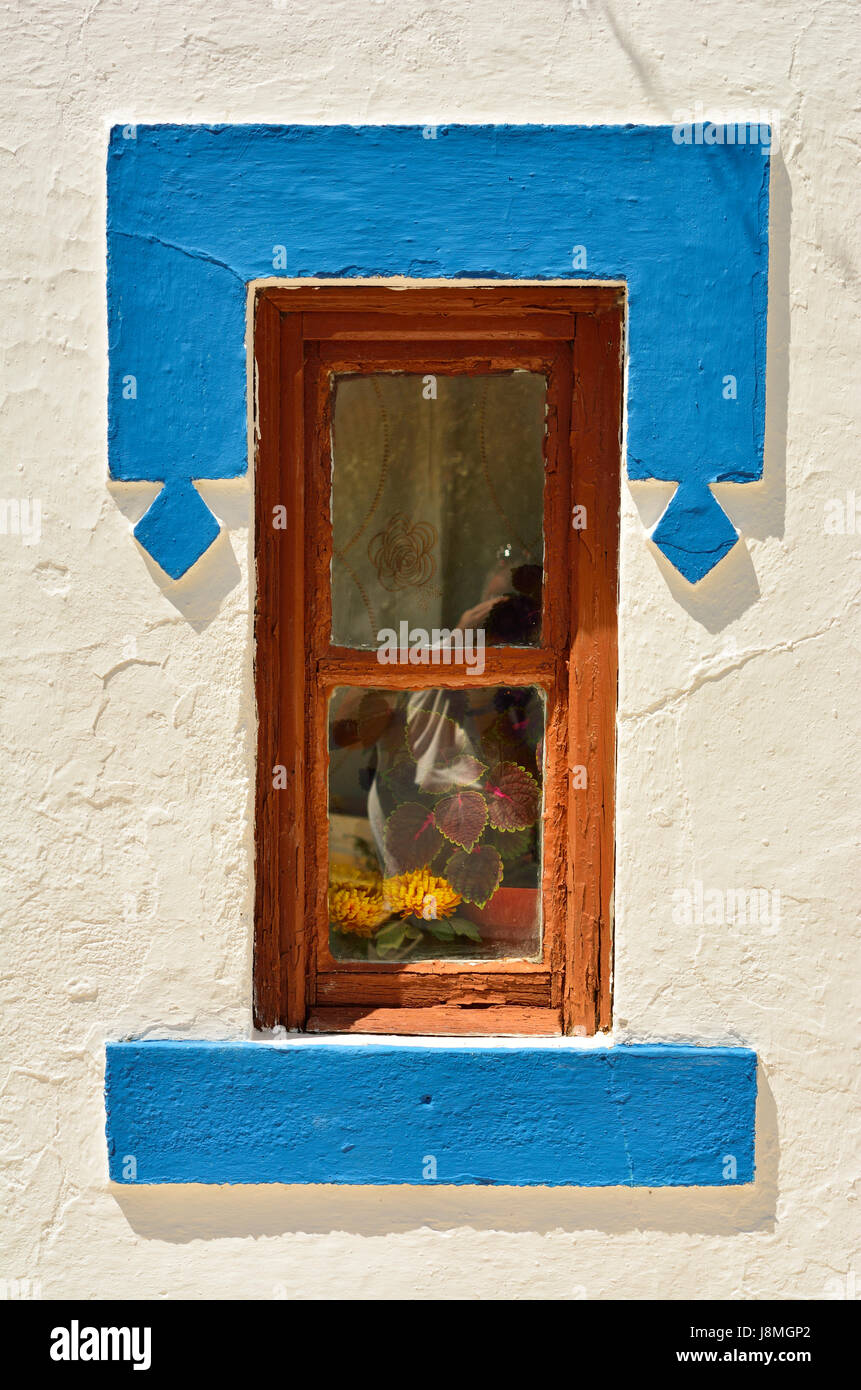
330,373,546,649
328,684,544,962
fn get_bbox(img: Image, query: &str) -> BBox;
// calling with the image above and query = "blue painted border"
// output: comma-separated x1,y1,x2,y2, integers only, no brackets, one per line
107,123,769,584
105,1041,756,1187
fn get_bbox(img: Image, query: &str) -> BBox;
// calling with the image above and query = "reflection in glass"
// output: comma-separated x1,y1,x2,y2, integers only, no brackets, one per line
330,373,546,649
328,685,544,962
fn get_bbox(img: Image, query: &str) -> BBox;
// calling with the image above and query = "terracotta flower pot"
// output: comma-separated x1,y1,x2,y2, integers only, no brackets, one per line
461,886,540,943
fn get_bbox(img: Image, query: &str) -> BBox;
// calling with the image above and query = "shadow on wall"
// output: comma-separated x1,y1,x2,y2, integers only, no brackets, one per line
111,1061,777,1243
108,478,249,633
629,149,791,633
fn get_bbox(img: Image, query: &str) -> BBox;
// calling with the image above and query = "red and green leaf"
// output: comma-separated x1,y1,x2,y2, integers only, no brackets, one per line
384,801,443,873
383,753,421,801
484,762,540,831
431,754,486,792
479,715,521,768
444,845,503,908
485,825,533,861
434,789,488,851
405,708,466,762
404,707,486,793
356,691,393,746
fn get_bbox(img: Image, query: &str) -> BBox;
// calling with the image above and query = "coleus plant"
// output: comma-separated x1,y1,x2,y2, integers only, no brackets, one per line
374,699,541,955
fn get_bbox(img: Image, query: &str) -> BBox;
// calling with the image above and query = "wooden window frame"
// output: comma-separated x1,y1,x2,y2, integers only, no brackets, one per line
253,284,622,1037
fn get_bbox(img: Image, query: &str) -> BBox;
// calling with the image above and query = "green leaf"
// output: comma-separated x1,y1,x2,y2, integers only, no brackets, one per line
425,920,456,942
403,921,423,941
374,920,409,954
449,916,483,942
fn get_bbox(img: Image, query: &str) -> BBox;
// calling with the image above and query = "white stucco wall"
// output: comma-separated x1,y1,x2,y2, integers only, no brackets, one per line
1,0,858,1300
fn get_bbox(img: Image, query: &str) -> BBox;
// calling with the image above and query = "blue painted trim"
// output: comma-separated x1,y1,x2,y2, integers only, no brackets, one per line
107,123,769,584
105,1041,756,1187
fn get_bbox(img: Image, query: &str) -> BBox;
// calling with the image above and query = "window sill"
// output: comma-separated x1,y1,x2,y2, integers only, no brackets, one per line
105,1040,756,1187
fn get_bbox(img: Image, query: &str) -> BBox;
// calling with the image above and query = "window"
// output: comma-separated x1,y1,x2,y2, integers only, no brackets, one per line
253,286,622,1036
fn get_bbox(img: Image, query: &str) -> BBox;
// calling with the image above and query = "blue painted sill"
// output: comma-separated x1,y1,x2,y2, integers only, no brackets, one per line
105,1041,756,1187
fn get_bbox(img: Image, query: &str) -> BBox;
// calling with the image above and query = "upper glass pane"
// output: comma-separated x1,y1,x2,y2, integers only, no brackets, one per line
330,372,546,648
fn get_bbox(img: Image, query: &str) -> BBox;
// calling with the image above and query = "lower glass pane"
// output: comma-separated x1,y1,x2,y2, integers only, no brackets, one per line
328,685,544,962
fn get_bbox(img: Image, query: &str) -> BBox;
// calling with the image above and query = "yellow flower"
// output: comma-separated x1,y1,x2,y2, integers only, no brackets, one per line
383,869,462,920
328,884,390,937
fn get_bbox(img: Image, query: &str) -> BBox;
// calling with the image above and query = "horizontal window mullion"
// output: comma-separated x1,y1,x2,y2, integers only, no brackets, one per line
317,648,558,689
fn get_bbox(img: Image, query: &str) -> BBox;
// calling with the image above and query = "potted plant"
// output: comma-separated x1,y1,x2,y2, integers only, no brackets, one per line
329,697,542,959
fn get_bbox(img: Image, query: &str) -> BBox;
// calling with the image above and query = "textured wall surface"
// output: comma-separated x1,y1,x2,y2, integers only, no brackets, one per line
1,0,859,1300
